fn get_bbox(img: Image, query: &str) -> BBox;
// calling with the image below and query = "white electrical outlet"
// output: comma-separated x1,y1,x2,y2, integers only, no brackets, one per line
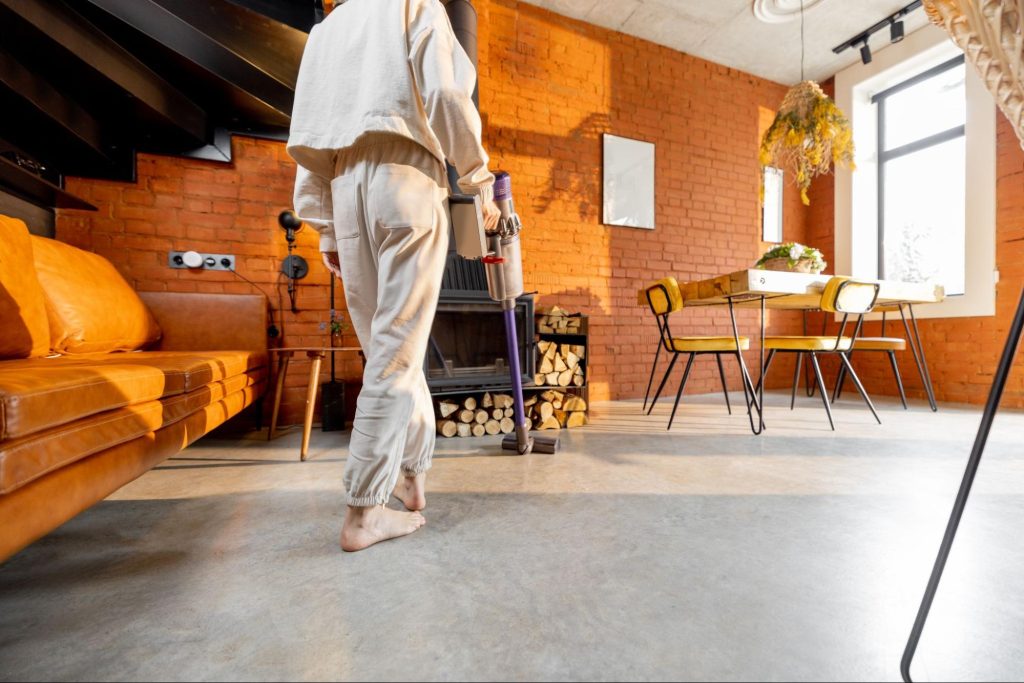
169,251,235,271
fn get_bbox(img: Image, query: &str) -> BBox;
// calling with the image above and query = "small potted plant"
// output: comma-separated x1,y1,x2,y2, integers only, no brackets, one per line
329,315,347,347
757,243,827,274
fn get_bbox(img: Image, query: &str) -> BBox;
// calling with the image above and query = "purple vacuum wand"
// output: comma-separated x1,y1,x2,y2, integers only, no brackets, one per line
486,172,559,455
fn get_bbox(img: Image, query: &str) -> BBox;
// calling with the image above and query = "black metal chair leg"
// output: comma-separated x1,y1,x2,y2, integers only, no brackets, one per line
754,349,777,395
809,353,835,431
901,288,1024,683
806,310,827,397
889,351,908,410
667,353,695,430
838,353,882,425
790,352,803,410
833,356,850,403
647,353,678,415
716,353,732,415
643,341,663,412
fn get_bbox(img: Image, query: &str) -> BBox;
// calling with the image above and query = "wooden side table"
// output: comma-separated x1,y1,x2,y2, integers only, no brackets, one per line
268,346,362,461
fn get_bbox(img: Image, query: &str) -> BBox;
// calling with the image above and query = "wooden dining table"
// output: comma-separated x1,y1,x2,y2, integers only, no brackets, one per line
644,269,945,434
677,269,944,310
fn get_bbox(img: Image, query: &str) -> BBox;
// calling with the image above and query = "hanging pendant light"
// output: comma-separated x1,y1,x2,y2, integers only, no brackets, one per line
759,0,855,205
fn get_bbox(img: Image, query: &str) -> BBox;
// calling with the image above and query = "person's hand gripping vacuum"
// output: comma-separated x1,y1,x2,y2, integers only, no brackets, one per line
322,251,342,279
482,198,500,233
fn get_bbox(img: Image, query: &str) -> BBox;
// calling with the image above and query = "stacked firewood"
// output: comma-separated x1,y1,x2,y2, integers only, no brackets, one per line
524,390,588,430
435,390,588,437
536,305,583,334
534,340,585,387
436,392,517,438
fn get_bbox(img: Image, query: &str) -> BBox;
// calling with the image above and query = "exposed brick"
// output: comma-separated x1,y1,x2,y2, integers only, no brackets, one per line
55,0,820,419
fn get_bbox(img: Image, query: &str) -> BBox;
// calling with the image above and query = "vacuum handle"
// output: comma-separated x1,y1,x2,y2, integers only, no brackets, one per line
450,194,487,259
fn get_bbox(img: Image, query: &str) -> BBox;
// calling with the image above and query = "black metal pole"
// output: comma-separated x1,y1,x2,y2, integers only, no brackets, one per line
330,275,336,381
759,296,766,432
444,0,476,192
901,287,1024,682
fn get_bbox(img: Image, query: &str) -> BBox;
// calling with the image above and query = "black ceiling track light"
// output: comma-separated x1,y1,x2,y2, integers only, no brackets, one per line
833,0,922,65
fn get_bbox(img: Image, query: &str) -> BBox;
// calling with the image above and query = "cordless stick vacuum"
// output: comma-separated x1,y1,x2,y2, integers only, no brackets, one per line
489,173,559,455
450,172,559,455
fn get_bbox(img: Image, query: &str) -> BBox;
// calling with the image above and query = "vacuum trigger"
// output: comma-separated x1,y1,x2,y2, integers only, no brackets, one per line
482,255,506,265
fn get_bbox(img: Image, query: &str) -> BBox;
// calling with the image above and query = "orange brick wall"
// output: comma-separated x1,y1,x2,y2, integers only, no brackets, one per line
475,0,809,401
804,82,1024,409
56,0,813,422
57,139,362,427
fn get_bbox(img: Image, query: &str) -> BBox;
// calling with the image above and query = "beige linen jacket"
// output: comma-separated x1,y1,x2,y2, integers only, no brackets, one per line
288,0,494,251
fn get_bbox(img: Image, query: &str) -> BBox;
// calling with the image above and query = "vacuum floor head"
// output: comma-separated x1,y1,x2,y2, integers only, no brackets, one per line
530,434,560,454
501,432,560,455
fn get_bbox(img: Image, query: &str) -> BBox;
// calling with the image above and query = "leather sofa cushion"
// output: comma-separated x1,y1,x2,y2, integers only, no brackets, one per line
0,216,51,359
0,379,263,562
0,350,266,441
0,369,266,494
30,237,161,354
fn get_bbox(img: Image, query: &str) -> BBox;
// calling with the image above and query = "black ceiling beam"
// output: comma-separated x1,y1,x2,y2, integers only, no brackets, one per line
225,0,322,32
83,0,304,120
0,0,207,145
0,156,96,211
0,48,113,166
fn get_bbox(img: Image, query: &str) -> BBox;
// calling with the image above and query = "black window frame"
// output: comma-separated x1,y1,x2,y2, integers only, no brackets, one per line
872,54,966,283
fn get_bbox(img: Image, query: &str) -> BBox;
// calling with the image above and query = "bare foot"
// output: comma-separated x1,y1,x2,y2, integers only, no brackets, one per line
393,472,427,511
340,505,425,552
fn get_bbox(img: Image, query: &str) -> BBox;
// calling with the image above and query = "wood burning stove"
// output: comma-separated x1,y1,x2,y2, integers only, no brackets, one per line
427,285,534,395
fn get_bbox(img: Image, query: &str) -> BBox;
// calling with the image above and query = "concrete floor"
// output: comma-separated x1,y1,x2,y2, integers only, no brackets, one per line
1,393,1023,681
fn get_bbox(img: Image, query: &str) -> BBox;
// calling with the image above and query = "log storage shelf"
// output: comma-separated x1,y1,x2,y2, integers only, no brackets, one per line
434,308,590,438
434,389,589,437
534,308,588,398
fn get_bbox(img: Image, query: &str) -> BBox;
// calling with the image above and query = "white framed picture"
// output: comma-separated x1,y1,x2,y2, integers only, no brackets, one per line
762,166,784,243
602,134,655,229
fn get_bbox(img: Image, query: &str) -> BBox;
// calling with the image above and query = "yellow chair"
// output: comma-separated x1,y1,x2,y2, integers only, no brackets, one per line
642,277,752,430
761,277,882,430
833,337,909,409
831,304,922,409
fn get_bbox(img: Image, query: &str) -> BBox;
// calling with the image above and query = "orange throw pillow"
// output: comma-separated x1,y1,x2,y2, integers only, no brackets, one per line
0,216,51,358
31,237,161,354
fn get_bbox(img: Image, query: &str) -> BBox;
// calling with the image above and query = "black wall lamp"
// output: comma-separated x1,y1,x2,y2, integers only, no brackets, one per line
278,210,308,313
833,0,921,65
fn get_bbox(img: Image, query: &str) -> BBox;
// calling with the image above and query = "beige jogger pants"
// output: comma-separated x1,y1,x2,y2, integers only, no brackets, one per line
331,136,449,507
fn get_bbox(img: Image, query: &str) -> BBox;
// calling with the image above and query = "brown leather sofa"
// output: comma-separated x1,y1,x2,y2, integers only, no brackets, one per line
0,216,268,561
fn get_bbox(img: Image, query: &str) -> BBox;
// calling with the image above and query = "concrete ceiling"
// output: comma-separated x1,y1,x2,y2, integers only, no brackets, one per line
520,0,933,85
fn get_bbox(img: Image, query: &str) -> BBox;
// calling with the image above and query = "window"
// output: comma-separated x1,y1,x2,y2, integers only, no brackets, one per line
834,25,996,320
873,56,967,295
762,166,783,243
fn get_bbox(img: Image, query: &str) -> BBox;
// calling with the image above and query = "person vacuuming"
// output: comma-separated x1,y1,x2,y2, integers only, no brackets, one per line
287,0,500,552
